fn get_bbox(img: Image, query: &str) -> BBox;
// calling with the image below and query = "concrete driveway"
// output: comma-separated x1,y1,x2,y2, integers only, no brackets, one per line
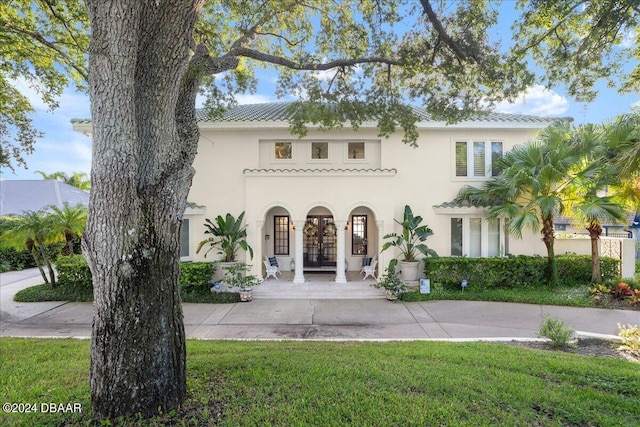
1,268,638,340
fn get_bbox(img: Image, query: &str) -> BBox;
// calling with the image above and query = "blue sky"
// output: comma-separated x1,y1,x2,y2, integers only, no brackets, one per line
2,3,638,181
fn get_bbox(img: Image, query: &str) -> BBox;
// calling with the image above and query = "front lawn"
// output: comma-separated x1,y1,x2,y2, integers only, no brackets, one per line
1,338,638,426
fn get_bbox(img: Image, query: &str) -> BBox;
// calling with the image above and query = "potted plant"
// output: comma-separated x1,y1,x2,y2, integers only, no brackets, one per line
372,260,407,301
222,262,262,302
196,211,254,263
381,205,437,281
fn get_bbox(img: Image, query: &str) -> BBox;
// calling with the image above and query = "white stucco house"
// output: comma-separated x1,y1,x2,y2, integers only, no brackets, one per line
73,102,636,281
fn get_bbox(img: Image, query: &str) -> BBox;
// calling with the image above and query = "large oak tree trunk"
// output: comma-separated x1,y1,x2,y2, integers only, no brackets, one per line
83,0,201,419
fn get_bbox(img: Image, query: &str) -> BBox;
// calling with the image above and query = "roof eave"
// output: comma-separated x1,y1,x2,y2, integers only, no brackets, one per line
198,119,555,131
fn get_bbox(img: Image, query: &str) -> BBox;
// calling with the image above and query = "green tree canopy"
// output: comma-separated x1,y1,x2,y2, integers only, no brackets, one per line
512,0,640,102
0,0,88,171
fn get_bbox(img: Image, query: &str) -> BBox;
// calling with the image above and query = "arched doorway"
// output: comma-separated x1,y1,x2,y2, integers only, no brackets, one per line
303,206,336,271
263,205,294,275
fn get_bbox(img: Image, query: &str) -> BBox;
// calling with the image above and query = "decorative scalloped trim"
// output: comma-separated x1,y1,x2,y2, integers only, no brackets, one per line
243,168,398,174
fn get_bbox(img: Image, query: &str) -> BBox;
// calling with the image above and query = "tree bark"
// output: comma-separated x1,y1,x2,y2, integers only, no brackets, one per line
28,240,49,285
541,213,557,286
38,243,56,286
83,0,201,419
587,221,603,283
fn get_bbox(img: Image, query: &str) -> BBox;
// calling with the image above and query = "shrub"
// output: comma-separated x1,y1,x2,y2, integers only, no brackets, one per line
617,324,640,355
0,247,35,272
179,262,215,291
538,316,574,348
423,255,619,290
610,282,634,300
55,255,92,289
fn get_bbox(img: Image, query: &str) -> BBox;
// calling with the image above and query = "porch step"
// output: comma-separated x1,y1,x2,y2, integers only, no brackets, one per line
252,280,385,299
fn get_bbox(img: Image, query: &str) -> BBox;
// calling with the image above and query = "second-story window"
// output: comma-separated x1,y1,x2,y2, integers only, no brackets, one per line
274,141,293,160
347,141,366,160
455,140,503,178
311,142,329,160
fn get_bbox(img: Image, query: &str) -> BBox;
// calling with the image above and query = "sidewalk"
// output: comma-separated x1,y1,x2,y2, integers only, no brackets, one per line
1,269,638,341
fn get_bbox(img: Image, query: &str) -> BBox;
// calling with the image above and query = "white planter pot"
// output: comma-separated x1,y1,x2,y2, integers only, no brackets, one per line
239,289,252,302
399,261,420,282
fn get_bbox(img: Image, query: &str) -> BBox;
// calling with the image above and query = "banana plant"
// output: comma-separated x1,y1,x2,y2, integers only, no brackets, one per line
381,205,437,262
196,211,253,262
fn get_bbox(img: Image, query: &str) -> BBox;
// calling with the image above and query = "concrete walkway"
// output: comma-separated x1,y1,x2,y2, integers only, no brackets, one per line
1,268,638,341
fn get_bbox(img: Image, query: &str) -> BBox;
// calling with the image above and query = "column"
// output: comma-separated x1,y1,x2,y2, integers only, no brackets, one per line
376,220,385,275
335,220,347,283
254,220,264,279
293,220,305,283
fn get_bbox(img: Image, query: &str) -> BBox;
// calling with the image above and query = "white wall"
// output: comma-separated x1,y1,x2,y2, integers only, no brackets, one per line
187,122,547,277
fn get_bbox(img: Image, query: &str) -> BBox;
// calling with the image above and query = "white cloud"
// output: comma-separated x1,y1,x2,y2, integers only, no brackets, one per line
236,93,276,105
494,85,570,116
10,76,50,111
621,30,636,48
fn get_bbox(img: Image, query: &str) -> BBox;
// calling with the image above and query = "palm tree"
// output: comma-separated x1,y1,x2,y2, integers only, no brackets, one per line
562,125,629,283
606,113,640,181
65,172,91,191
35,170,91,191
0,211,58,285
602,114,640,211
49,203,88,256
35,170,69,181
456,121,577,286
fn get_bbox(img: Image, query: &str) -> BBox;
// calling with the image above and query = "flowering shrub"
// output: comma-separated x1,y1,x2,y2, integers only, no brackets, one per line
617,324,640,355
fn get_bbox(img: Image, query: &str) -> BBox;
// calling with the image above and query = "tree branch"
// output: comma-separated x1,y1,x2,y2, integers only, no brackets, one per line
39,0,87,56
515,2,584,54
2,21,88,81
230,46,401,70
419,0,477,62
254,31,304,47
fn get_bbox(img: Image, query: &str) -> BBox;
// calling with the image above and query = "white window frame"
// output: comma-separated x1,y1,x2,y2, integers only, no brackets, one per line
345,141,367,163
450,217,505,257
309,141,331,163
453,140,503,180
180,218,191,261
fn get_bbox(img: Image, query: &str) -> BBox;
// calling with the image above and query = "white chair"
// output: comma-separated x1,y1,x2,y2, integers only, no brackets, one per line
263,256,280,280
361,256,377,280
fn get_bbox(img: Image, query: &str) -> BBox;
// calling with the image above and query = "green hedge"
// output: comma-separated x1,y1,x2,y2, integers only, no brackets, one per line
0,247,36,272
54,257,215,291
179,262,215,291
55,255,93,289
423,255,620,290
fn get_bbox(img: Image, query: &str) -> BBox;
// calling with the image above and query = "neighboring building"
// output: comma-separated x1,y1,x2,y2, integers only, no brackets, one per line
0,179,89,216
554,212,638,239
72,102,635,281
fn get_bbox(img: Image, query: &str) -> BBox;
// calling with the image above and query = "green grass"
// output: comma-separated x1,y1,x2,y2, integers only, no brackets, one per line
401,284,596,307
1,338,639,426
13,279,639,310
13,284,239,304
